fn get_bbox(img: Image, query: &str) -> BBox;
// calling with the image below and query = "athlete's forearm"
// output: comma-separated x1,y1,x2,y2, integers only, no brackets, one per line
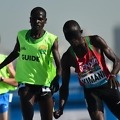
59,86,69,110
59,99,66,111
0,51,19,69
0,77,18,87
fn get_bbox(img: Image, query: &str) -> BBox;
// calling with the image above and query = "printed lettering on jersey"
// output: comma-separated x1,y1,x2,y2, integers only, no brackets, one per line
22,54,40,62
38,45,48,54
80,69,106,85
78,57,107,86
78,56,98,73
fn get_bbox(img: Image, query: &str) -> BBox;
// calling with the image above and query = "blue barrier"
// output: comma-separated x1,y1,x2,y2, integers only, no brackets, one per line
9,75,120,120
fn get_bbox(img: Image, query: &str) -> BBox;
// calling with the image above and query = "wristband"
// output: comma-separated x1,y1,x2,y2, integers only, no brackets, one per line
109,74,116,78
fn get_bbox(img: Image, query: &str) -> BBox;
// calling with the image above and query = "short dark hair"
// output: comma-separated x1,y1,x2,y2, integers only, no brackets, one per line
63,20,83,41
63,20,83,34
30,7,46,18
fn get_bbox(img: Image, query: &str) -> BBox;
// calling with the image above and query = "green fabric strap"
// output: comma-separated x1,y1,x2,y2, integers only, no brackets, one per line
69,47,76,60
85,36,93,51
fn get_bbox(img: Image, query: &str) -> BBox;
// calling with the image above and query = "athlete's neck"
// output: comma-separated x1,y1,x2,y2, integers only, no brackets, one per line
73,38,88,58
30,30,45,39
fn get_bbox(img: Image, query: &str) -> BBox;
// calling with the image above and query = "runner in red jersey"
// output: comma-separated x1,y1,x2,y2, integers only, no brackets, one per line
54,20,120,120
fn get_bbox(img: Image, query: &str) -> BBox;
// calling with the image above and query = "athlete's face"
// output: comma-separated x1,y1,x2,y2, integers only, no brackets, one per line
30,10,47,31
65,30,83,45
64,30,86,53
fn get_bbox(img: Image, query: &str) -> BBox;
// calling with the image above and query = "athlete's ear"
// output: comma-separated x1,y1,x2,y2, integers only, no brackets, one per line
80,29,83,34
45,18,47,24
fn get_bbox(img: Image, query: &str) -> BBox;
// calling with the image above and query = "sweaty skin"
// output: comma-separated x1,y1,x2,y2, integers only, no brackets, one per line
0,7,61,120
54,20,120,120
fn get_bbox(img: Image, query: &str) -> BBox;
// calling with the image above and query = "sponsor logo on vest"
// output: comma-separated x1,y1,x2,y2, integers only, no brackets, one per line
80,69,106,85
78,57,98,72
39,45,47,54
22,54,39,62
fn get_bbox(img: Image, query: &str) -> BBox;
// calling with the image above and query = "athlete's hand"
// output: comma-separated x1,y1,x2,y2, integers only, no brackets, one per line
53,109,63,119
108,74,119,89
50,75,60,94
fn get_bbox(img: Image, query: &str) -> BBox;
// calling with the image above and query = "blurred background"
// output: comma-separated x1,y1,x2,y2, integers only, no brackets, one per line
0,0,120,120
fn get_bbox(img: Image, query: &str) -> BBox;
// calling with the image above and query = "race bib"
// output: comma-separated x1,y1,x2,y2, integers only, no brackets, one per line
80,69,107,86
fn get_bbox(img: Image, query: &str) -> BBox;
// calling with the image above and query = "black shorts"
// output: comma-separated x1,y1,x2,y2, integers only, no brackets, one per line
18,84,52,101
84,81,120,115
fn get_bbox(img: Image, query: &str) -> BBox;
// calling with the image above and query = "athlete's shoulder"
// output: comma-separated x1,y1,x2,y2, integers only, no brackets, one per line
87,35,106,49
85,35,100,44
62,47,72,60
62,47,77,68
46,31,58,39
44,31,58,43
85,35,98,40
17,29,30,40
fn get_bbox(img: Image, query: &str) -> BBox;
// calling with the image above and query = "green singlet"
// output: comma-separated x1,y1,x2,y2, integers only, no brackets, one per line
0,54,16,94
15,30,58,87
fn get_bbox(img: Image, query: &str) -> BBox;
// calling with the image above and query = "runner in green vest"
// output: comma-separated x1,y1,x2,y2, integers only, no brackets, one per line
0,54,18,120
54,20,120,120
0,7,61,120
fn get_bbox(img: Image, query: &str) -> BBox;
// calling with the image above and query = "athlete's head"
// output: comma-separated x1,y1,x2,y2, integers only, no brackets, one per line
63,20,83,42
30,7,47,31
63,20,85,49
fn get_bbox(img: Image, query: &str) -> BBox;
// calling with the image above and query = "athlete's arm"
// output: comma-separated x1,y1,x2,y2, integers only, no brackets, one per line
7,62,16,78
0,56,18,87
60,52,71,109
54,52,71,119
50,38,61,93
0,78,18,87
91,35,120,88
51,39,61,76
92,35,120,75
0,38,20,69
